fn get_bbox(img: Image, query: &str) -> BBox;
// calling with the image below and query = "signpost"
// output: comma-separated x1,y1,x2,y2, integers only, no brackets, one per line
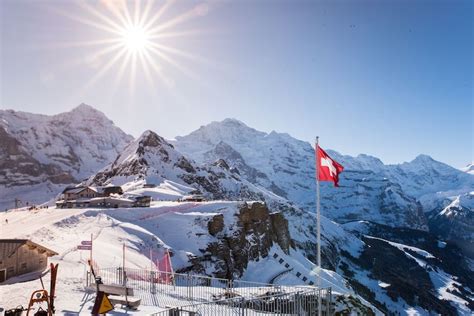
77,235,94,286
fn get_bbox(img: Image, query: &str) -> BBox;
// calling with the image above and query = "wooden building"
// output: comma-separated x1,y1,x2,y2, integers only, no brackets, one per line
0,239,58,283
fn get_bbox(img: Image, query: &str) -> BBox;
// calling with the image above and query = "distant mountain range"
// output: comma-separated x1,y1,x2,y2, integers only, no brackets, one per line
1,104,473,314
173,118,472,230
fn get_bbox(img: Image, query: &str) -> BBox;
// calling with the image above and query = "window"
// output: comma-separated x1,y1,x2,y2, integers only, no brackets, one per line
20,263,27,270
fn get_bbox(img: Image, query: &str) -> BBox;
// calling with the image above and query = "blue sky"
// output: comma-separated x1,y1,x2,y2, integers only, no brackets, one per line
0,0,472,168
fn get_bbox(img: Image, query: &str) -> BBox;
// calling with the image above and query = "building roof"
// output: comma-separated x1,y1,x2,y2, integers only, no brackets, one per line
62,186,99,194
62,186,86,194
0,239,59,258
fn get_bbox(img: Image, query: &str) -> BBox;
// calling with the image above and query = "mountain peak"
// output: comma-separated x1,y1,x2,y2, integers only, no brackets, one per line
59,103,110,122
412,154,435,163
221,118,247,126
137,130,170,149
70,103,101,114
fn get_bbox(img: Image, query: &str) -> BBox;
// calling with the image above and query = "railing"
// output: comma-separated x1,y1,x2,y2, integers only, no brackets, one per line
151,288,332,315
87,267,332,314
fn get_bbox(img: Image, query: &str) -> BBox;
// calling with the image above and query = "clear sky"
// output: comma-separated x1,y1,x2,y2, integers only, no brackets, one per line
1,0,472,168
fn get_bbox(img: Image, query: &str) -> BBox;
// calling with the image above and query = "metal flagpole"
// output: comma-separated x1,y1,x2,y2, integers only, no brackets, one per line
315,136,322,316
90,233,93,266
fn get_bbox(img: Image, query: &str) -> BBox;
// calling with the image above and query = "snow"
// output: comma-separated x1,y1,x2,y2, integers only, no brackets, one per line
1,201,332,313
365,236,435,260
349,266,431,315
437,241,447,248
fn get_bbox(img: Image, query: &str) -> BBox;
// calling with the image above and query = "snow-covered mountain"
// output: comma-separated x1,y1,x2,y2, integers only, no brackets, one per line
0,104,133,209
174,119,314,206
327,152,474,210
87,130,285,203
427,192,474,258
173,118,473,230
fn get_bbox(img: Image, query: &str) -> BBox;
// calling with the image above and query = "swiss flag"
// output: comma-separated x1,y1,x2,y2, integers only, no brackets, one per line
316,146,344,187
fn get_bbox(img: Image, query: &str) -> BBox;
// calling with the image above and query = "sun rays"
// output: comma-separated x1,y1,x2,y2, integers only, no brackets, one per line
52,0,213,95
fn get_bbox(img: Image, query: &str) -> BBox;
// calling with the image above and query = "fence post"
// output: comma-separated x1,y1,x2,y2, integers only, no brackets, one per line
327,287,332,316
187,273,191,301
295,292,301,316
123,268,127,287
151,270,156,294
117,267,123,285
240,297,246,316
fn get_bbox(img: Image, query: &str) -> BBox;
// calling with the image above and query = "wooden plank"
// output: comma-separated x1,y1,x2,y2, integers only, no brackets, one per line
97,284,134,296
108,296,141,309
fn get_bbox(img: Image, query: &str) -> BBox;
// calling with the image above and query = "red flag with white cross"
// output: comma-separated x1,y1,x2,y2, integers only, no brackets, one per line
316,145,344,187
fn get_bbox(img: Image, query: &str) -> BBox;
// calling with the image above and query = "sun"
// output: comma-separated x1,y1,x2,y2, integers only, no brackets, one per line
120,25,150,53
53,0,212,94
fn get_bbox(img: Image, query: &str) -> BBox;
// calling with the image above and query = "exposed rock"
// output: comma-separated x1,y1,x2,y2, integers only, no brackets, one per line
191,202,292,279
208,214,224,236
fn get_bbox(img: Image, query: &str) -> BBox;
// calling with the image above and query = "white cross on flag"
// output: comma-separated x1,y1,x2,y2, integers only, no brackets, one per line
316,146,344,187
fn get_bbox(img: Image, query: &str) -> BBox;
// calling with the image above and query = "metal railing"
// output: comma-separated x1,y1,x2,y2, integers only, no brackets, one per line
87,267,332,314
151,288,332,315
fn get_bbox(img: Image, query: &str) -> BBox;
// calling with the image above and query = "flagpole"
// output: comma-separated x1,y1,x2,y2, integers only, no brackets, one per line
315,136,322,316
